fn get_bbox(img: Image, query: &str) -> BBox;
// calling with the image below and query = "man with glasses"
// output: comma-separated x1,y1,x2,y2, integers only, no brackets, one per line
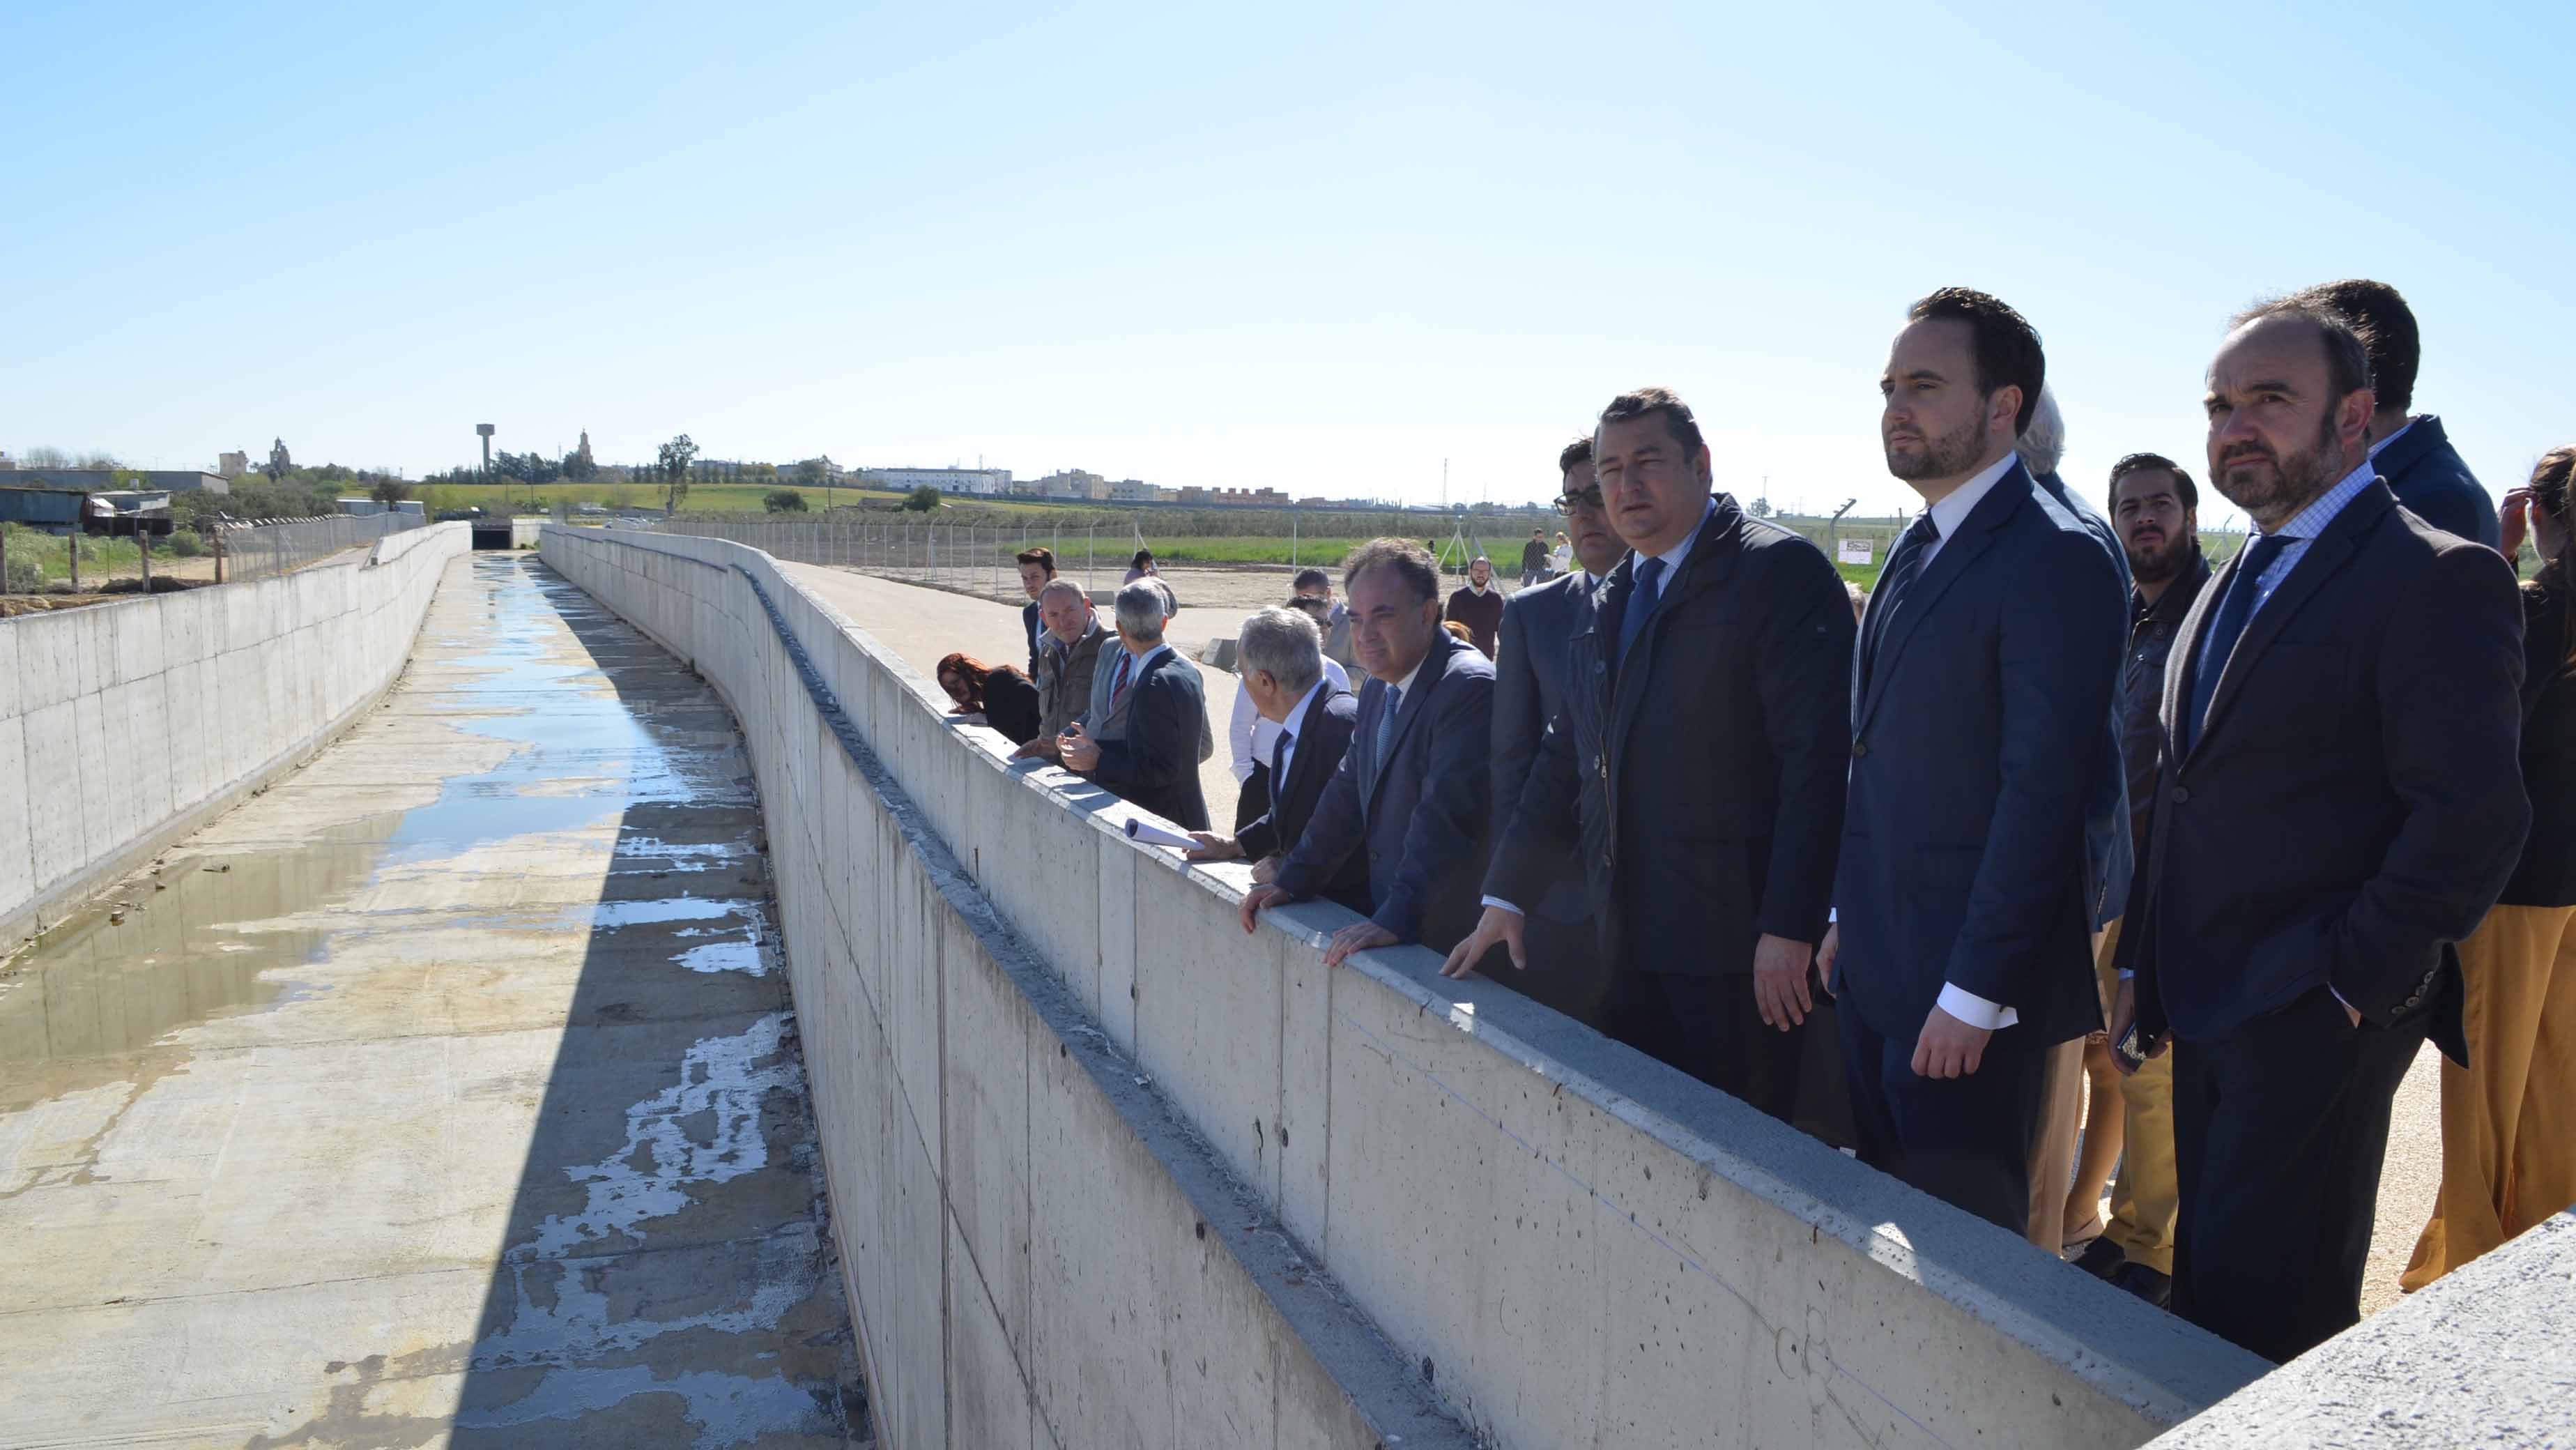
1474,436,1627,1025
1446,388,1855,1129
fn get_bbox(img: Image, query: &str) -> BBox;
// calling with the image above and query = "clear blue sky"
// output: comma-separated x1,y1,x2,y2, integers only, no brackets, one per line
6,1,2570,521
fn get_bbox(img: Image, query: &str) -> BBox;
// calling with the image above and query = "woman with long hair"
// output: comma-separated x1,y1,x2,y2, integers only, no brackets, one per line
2405,445,2576,1288
935,651,1043,746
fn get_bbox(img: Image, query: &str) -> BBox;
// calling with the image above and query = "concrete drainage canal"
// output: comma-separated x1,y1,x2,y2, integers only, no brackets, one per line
0,554,871,1448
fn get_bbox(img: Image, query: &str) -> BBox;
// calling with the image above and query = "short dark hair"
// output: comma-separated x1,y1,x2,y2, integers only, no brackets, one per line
1014,546,1056,576
1907,287,2046,436
2291,279,2418,415
2228,295,2374,407
1130,547,1153,570
1341,537,1440,605
1597,388,1705,457
2108,452,2199,512
1291,566,1331,593
1557,434,1595,474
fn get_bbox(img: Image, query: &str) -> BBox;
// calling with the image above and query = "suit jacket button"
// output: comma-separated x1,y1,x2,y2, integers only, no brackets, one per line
2171,786,2190,804
1852,740,1868,758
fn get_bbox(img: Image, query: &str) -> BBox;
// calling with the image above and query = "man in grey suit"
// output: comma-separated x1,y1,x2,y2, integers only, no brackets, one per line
1482,434,1625,1025
1055,583,1213,765
1061,581,1213,831
1239,538,1498,968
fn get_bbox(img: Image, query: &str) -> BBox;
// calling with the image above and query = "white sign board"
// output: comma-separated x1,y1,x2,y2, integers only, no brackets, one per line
1837,537,1873,565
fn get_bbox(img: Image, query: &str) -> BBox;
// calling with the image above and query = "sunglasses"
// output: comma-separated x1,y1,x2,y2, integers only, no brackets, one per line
1552,484,1605,515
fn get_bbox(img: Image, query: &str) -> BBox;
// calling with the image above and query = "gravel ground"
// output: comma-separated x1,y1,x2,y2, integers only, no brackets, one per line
778,558,2445,1325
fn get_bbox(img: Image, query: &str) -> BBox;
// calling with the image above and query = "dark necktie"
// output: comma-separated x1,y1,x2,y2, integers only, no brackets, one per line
2182,534,2288,756
1862,514,1942,687
1616,555,1669,665
1375,686,1402,763
1273,728,1294,778
1110,651,1135,710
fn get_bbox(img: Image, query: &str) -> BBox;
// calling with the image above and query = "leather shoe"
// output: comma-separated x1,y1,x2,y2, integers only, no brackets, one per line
2109,1261,2172,1308
2071,1236,2126,1281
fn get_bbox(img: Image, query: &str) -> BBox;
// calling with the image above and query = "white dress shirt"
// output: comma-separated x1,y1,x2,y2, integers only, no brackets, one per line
1232,656,1350,779
1268,676,1331,788
1913,450,2020,571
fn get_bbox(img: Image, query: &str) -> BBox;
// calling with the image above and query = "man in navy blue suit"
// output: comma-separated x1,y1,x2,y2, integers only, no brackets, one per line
1239,538,1497,967
1819,289,2129,1235
2290,279,2499,549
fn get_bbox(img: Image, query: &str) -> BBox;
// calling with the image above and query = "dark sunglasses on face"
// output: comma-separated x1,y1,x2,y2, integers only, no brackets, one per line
1553,484,1604,515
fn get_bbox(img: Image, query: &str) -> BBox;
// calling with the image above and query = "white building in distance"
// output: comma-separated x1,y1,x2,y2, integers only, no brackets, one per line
860,466,1012,496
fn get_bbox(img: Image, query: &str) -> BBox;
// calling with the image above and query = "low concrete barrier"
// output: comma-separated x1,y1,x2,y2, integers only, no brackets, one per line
1,523,470,945
543,525,2270,1449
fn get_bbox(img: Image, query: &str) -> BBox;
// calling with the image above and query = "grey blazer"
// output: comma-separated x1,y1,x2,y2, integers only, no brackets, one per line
1082,642,1215,762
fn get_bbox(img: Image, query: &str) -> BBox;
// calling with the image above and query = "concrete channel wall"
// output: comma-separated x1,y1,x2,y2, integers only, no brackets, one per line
1,522,470,946
542,524,2272,1449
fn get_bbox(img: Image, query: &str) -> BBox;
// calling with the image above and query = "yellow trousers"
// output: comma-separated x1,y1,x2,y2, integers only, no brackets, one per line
2095,919,2177,1274
2403,903,2576,1289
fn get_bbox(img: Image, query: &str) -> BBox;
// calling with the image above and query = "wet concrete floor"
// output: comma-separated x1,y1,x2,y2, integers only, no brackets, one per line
0,555,869,1447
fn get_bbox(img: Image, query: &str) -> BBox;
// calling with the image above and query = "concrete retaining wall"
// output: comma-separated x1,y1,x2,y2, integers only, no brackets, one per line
1,523,470,945
542,525,2271,1449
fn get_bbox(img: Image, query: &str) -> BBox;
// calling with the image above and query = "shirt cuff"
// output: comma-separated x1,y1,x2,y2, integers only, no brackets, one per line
2117,968,2134,980
1936,982,2019,1031
2330,985,2359,1019
1480,896,1524,917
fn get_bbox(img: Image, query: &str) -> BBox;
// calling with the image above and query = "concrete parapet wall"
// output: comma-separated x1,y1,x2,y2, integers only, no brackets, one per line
1,523,471,945
542,525,2271,1449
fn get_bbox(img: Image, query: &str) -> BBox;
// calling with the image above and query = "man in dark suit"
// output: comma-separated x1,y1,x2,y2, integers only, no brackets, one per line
1185,607,1370,914
1475,435,1625,1027
1818,289,2128,1235
2290,279,2499,549
1015,547,1058,675
1448,390,1854,1127
2110,298,2525,1363
1060,580,1212,832
1240,539,1496,967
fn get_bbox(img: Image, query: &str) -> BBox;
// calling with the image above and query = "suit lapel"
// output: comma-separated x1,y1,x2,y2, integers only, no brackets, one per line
1608,501,1738,775
1856,463,2028,735
1282,684,1340,805
2186,484,2388,756
1363,642,1452,809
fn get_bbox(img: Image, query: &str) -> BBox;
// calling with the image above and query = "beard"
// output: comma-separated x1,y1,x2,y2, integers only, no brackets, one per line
1885,410,1993,482
2126,533,2188,584
2214,413,2348,524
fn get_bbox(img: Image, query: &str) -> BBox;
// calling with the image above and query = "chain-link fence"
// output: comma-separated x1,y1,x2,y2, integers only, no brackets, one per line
214,512,426,584
660,515,1157,606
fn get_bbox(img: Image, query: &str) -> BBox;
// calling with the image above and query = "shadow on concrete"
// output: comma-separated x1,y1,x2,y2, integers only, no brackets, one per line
333,560,867,1447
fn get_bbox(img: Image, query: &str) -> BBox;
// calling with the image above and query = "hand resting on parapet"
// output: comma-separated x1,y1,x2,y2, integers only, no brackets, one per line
1183,831,1244,862
1439,905,1527,980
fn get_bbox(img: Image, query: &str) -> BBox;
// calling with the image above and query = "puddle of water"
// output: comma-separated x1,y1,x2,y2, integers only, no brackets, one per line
0,814,403,1076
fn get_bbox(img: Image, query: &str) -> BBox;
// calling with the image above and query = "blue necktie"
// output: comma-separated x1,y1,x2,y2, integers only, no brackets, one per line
1375,686,1402,763
1273,728,1294,777
1862,514,1940,688
2182,534,2288,756
1617,556,1669,665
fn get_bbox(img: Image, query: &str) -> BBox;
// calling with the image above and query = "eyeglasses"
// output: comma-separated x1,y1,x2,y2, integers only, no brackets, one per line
1552,484,1604,515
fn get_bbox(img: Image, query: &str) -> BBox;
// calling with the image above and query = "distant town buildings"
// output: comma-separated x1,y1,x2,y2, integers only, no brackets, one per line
217,450,249,479
860,466,1013,496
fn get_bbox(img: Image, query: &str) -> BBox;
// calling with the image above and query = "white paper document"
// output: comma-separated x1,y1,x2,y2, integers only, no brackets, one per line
1122,817,1196,850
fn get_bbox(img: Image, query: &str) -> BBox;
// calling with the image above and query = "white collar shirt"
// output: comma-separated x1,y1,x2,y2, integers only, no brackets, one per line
1915,451,2021,569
